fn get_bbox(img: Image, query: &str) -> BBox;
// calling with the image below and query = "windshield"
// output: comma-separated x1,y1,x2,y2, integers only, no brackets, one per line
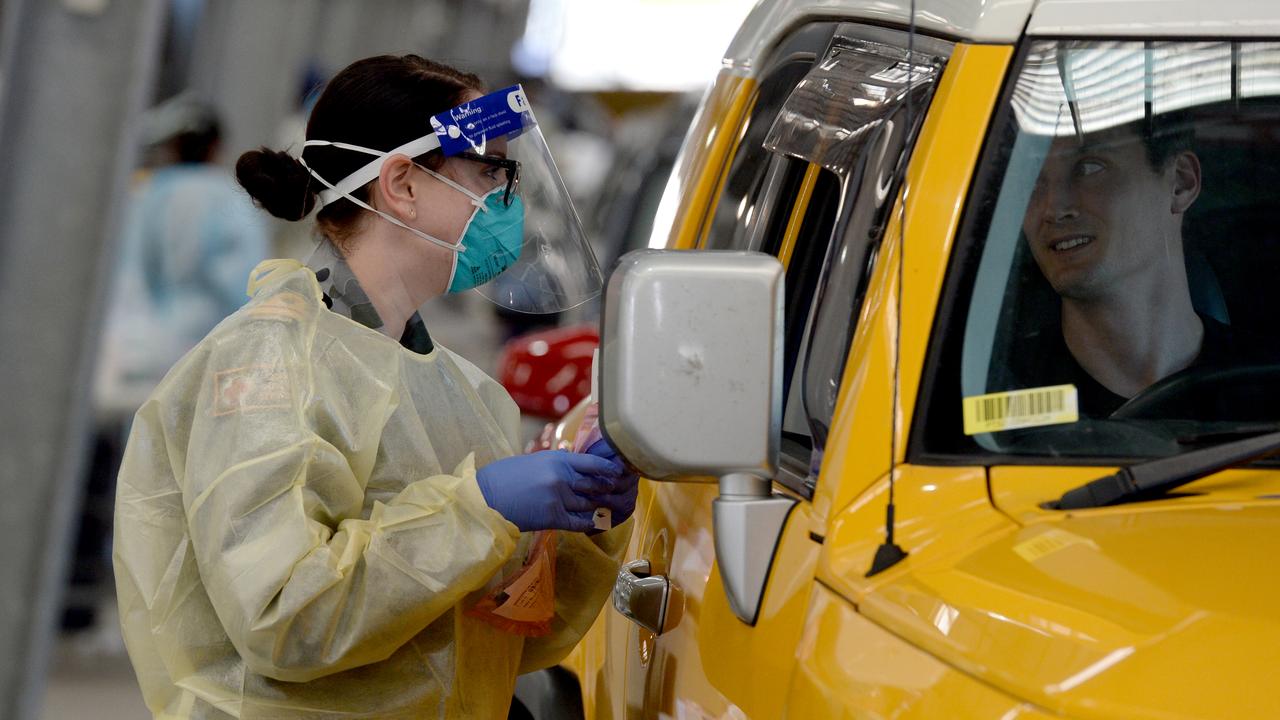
931,40,1280,460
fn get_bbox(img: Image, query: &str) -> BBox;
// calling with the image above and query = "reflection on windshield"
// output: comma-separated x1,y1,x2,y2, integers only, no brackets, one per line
960,40,1280,457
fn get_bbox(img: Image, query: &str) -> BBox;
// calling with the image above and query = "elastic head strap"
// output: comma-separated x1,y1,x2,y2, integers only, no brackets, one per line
304,134,442,207
303,134,489,214
297,151,464,254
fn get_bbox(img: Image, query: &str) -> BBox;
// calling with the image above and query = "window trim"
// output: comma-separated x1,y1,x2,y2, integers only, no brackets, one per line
767,24,954,497
697,21,839,251
909,37,1038,467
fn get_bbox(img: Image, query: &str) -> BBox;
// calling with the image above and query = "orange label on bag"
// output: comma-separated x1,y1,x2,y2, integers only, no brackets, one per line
466,530,556,636
491,546,554,622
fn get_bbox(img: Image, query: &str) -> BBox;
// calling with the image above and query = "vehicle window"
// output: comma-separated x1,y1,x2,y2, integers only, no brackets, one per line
776,168,842,464
702,22,835,251
762,25,951,494
917,40,1280,462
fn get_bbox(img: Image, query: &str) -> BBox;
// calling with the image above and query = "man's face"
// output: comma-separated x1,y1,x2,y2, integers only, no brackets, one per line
1022,128,1181,300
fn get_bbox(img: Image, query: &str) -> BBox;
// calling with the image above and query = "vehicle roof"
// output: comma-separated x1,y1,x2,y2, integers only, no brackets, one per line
725,0,1280,72
725,0,1033,70
1027,0,1280,37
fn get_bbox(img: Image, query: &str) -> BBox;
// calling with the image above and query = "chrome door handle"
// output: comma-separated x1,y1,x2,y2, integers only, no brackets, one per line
612,559,670,635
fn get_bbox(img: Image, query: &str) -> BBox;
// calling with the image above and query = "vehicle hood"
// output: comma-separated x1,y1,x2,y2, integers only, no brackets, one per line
855,480,1280,719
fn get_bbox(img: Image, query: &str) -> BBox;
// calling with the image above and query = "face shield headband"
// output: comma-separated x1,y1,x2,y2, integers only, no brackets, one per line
297,135,488,253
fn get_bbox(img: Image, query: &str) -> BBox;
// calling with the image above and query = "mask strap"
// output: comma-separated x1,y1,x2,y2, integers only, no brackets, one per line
297,153,465,254
418,165,490,213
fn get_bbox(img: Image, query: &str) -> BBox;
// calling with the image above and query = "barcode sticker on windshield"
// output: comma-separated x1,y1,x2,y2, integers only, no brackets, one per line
963,385,1078,435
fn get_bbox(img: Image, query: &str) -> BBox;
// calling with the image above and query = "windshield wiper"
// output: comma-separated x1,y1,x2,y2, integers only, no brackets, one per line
1044,430,1280,510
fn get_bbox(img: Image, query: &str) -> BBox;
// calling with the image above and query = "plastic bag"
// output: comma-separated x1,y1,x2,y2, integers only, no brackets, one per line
466,529,557,637
572,404,611,531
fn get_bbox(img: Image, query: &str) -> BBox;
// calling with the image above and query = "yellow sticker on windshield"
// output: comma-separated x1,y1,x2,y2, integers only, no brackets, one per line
963,385,1078,435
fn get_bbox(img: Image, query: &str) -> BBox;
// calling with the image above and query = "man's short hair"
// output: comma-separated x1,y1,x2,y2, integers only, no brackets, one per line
1139,110,1196,170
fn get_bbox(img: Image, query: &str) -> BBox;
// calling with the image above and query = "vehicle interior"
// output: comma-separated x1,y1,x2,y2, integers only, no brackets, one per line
920,43,1280,461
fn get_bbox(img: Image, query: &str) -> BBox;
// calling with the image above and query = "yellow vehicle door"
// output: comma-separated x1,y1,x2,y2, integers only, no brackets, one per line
608,23,954,719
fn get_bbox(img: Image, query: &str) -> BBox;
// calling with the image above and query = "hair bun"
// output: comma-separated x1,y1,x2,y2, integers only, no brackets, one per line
235,147,317,221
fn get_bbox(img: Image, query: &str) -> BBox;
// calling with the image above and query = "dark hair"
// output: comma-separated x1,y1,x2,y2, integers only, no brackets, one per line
1139,111,1196,171
1076,111,1197,173
174,116,221,163
236,54,484,249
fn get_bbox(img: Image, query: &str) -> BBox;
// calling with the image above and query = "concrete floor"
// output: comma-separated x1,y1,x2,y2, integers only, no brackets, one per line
43,664,150,720
41,290,521,719
43,663,150,720
41,603,148,720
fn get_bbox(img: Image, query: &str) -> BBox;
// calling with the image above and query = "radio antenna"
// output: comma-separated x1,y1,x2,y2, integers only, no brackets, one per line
867,0,917,577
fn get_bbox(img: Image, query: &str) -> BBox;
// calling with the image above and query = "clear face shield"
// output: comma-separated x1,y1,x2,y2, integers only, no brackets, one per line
301,85,602,315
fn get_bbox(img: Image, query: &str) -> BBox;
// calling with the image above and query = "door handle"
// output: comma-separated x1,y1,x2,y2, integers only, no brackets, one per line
612,559,671,635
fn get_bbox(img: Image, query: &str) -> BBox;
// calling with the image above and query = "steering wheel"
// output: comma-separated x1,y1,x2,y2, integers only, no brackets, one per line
1111,363,1280,421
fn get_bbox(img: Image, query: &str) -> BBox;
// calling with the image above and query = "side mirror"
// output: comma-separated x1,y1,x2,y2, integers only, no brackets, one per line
598,250,783,481
599,250,793,626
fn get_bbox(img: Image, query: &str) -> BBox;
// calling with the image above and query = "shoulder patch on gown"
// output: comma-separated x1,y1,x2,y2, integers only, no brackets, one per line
212,364,291,416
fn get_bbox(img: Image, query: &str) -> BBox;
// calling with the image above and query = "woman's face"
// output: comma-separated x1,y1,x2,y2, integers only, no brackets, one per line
409,90,511,248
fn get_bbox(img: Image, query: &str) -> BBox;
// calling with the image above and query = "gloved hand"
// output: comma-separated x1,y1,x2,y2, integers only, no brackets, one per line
584,438,640,526
475,450,622,532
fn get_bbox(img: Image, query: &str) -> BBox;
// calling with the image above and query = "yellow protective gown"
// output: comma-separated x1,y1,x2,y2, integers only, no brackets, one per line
112,260,630,719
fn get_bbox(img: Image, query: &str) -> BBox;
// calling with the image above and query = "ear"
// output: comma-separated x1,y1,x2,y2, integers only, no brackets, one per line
1170,151,1201,215
374,154,419,221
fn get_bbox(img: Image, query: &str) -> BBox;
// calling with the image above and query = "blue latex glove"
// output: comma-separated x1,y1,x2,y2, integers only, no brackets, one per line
476,450,622,532
584,438,640,526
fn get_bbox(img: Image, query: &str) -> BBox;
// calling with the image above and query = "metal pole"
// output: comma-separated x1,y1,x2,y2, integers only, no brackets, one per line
0,0,164,717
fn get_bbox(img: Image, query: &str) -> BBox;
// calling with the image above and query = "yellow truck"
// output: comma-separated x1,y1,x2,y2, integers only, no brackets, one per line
518,1,1280,717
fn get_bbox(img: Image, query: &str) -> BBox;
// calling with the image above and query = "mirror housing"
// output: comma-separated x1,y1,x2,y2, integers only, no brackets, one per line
599,250,783,482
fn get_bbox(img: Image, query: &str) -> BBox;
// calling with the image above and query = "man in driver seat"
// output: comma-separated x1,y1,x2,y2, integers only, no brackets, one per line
1014,116,1272,417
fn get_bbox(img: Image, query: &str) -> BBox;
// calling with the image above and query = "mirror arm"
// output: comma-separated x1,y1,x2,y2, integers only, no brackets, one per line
713,473,797,625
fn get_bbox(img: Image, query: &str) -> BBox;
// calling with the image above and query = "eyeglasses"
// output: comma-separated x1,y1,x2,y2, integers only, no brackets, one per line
458,151,521,207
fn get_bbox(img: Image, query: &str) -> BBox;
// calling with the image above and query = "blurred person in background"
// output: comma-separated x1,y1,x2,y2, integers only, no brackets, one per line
112,54,637,719
95,95,270,417
65,97,268,636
